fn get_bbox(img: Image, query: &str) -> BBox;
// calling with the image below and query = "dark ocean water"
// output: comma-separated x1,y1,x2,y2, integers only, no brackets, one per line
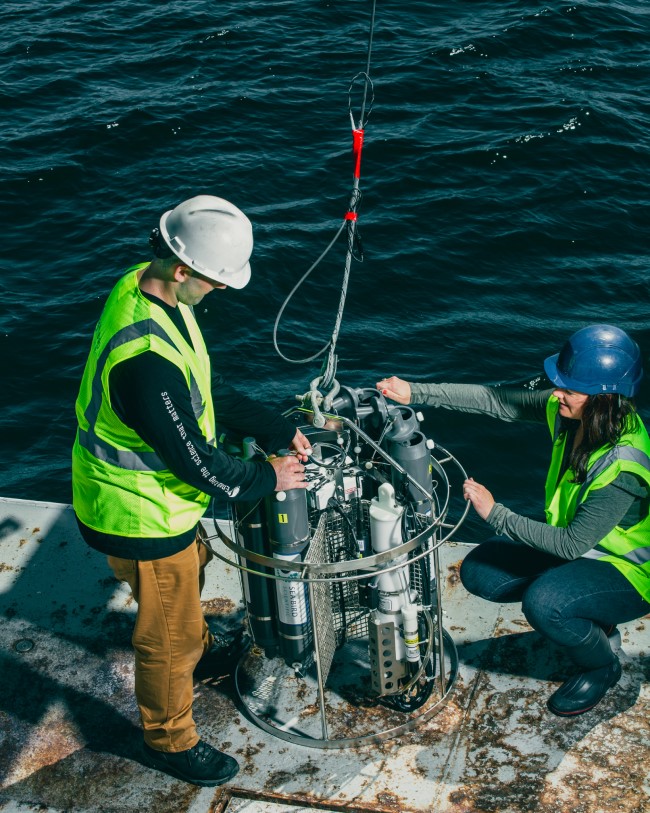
2,0,649,538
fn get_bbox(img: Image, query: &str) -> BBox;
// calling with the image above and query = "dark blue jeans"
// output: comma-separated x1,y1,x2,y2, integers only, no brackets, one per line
460,539,650,648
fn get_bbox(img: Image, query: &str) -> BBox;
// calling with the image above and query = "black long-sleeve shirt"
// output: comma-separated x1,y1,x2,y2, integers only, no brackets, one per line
78,292,296,560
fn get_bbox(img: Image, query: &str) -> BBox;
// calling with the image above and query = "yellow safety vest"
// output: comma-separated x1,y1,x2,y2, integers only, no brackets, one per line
72,265,216,537
545,396,650,601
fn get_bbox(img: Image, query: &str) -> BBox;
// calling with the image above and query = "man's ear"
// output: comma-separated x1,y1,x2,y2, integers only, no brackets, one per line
172,263,192,282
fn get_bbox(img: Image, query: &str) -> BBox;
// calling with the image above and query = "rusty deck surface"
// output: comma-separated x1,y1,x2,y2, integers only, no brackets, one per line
0,496,648,813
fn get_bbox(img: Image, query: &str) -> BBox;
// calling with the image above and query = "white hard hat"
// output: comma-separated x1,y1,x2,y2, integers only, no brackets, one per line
159,195,253,289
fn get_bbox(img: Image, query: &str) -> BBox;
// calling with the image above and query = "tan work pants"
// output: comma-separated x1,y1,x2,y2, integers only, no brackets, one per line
108,536,214,752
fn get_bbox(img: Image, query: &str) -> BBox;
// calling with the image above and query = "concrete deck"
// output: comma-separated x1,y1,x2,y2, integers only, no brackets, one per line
0,497,648,813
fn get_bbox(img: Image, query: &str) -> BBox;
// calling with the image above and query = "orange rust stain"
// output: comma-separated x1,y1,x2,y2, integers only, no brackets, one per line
374,790,402,810
202,596,237,615
446,558,463,588
298,702,320,718
3,706,83,787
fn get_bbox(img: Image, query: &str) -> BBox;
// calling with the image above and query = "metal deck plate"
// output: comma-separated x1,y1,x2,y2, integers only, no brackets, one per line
0,497,648,813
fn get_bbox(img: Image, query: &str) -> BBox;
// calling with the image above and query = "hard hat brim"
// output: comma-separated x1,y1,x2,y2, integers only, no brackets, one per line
184,257,251,289
543,353,565,389
544,352,604,395
543,350,642,397
544,353,592,395
219,261,251,289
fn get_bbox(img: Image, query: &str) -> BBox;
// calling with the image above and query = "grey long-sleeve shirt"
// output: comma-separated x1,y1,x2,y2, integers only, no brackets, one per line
408,382,648,560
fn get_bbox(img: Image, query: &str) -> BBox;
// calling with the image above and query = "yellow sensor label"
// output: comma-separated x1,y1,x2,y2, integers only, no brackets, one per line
278,514,289,524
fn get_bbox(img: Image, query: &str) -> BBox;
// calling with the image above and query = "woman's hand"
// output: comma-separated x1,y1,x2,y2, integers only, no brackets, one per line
288,428,312,462
376,375,411,405
463,477,495,520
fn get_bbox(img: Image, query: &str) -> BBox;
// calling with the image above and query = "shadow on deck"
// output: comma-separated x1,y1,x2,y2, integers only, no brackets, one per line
0,497,647,813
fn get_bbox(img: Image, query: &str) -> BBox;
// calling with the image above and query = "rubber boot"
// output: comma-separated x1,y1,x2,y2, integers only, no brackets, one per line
602,623,622,653
547,625,622,717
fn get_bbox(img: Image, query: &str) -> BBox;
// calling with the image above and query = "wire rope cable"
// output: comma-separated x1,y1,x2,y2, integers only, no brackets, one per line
272,0,378,394
272,220,347,365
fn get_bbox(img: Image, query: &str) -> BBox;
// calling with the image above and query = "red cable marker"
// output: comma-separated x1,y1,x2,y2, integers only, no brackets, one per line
352,127,365,180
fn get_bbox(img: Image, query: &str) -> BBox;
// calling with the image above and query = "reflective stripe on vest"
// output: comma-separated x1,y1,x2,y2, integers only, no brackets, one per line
575,445,650,569
576,446,650,504
581,544,650,565
76,319,204,471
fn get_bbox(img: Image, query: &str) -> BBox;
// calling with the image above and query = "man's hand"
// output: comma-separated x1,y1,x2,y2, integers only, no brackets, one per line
376,376,412,405
288,428,312,462
269,454,307,491
463,477,495,520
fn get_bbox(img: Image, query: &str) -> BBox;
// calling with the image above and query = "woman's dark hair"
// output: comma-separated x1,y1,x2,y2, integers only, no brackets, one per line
567,394,639,483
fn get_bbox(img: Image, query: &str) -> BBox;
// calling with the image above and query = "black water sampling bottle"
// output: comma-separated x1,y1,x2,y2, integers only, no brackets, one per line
235,496,280,659
233,438,280,657
265,451,313,669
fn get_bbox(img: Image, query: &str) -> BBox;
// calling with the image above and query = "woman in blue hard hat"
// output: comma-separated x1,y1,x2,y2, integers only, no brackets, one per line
377,324,650,717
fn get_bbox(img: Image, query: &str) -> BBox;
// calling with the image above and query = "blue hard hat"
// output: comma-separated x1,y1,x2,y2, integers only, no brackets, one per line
544,324,643,397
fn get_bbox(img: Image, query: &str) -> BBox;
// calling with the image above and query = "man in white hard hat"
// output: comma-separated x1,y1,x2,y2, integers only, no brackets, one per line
72,195,311,786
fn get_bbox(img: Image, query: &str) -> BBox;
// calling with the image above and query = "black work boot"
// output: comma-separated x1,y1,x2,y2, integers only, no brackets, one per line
143,739,239,786
547,625,622,717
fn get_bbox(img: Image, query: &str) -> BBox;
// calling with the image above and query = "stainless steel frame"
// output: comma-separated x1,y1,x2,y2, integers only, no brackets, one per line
207,414,468,748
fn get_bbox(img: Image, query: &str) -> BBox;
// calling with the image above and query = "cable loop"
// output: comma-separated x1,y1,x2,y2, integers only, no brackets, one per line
348,71,375,130
272,221,347,365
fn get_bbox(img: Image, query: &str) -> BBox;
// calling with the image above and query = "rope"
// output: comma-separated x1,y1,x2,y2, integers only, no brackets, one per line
272,0,378,419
